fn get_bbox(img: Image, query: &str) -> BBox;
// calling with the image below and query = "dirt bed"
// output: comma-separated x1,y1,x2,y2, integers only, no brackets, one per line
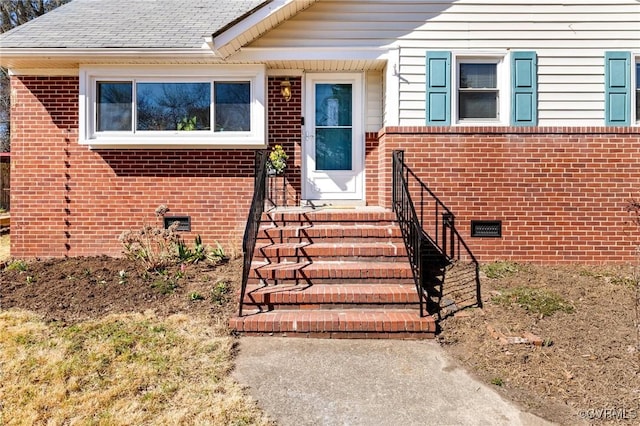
0,256,243,324
438,262,639,424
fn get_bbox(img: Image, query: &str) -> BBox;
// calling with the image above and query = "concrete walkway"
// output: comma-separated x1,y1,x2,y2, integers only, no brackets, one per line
233,337,554,426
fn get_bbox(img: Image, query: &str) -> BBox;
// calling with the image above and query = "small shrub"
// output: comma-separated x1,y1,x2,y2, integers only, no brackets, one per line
5,260,28,272
208,242,226,262
492,286,574,317
211,281,231,305
152,278,178,295
176,239,192,263
189,292,204,301
190,235,208,263
177,236,226,265
481,261,520,279
491,377,504,387
119,221,181,271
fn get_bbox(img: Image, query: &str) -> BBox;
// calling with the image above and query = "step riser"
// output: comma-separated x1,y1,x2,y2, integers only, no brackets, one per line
239,331,435,339
229,311,435,334
244,303,421,311
262,212,398,224
255,247,407,261
249,269,413,280
254,256,404,266
244,290,420,306
258,229,403,242
248,278,415,285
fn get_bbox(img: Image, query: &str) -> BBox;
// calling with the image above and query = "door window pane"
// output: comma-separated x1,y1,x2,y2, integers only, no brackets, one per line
315,84,352,127
316,128,352,170
97,82,132,131
214,82,250,132
315,83,353,170
136,82,210,131
458,63,498,120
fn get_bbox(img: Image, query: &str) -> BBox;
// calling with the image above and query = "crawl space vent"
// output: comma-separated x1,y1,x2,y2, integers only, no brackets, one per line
164,216,191,232
471,220,502,238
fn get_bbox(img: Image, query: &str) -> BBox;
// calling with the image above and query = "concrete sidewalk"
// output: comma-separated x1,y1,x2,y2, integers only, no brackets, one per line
232,337,554,426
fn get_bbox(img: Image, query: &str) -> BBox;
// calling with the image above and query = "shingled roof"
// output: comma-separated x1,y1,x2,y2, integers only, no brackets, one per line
0,0,269,49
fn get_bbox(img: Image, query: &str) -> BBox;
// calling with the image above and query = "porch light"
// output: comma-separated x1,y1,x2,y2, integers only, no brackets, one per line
280,78,292,101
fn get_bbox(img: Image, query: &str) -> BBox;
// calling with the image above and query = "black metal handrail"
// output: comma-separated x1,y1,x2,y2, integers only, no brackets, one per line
392,150,481,317
392,150,429,317
238,150,268,317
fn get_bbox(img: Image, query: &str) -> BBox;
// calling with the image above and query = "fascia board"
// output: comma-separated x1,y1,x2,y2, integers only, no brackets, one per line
211,0,319,55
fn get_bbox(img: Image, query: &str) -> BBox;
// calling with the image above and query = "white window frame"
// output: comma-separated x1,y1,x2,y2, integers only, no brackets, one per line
79,65,266,149
452,51,509,126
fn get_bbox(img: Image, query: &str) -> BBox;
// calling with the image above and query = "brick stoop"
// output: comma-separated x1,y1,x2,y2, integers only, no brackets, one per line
229,208,436,339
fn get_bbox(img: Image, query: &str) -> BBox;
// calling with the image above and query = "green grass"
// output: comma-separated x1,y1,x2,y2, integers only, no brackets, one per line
481,261,520,279
0,310,270,425
492,286,575,317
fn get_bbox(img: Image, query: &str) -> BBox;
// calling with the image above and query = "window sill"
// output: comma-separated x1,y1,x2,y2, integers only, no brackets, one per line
80,135,267,150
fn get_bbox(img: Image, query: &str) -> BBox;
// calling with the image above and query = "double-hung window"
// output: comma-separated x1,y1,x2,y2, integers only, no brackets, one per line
80,65,266,148
426,51,537,126
457,61,500,121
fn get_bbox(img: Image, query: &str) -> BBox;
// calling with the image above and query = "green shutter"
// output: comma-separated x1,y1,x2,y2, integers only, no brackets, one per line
426,51,451,125
510,51,538,126
604,51,631,126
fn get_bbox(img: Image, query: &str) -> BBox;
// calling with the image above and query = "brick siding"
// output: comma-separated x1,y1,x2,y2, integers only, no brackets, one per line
377,126,640,263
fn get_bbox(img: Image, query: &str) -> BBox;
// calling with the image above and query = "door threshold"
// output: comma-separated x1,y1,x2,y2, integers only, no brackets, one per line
302,200,366,208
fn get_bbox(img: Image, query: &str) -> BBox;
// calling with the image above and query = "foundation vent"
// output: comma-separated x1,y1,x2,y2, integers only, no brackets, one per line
471,220,502,238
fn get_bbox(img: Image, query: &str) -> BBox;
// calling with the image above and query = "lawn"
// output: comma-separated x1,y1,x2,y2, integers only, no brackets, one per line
0,239,272,425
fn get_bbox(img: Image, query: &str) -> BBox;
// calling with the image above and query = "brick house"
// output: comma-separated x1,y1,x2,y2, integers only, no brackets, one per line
1,0,639,264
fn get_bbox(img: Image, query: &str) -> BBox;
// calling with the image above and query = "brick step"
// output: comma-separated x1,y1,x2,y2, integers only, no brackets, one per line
229,309,435,339
249,260,414,283
262,210,397,226
258,223,403,242
243,283,420,309
254,241,407,261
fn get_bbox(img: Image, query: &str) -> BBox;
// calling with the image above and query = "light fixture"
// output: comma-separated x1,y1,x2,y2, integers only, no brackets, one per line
280,78,292,102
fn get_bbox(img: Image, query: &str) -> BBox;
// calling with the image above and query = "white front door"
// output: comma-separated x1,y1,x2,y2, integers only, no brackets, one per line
303,73,364,201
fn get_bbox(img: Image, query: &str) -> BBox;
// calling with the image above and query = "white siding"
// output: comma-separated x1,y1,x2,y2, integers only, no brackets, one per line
366,70,383,131
251,0,640,126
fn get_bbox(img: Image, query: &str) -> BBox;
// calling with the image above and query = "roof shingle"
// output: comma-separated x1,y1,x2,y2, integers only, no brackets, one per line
0,0,268,49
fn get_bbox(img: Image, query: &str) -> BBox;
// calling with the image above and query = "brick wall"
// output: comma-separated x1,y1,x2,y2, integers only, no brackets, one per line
364,132,380,206
10,75,288,258
378,126,640,263
267,76,302,206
